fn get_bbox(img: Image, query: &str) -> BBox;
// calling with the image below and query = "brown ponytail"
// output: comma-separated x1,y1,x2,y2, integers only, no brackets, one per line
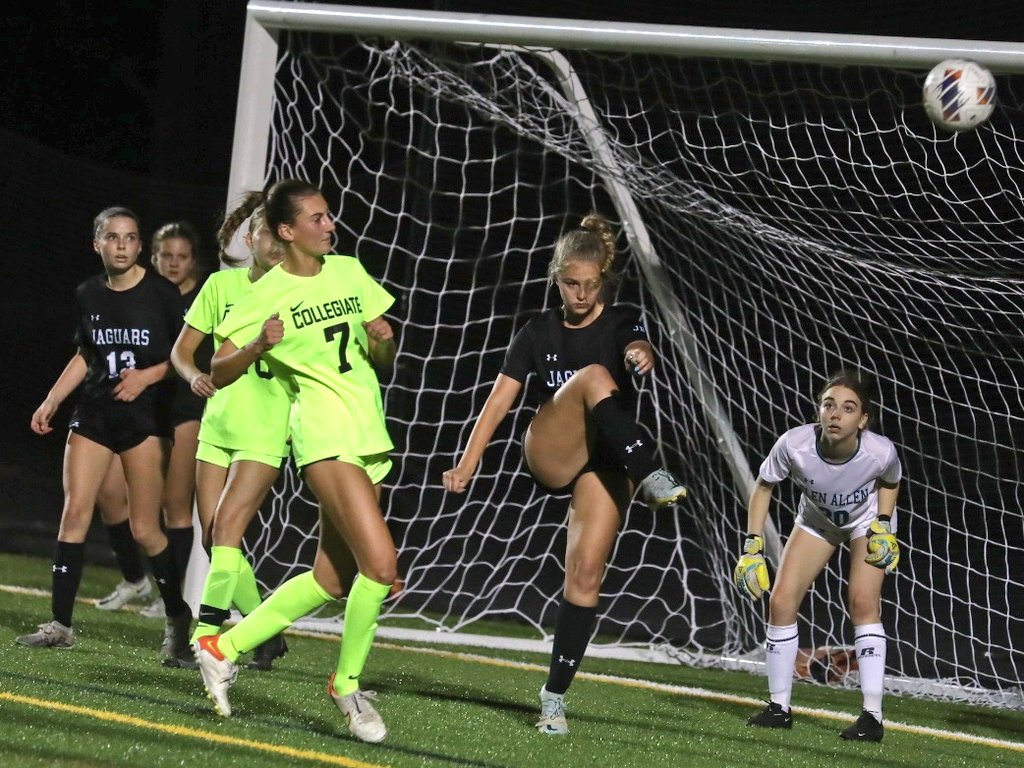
217,191,265,266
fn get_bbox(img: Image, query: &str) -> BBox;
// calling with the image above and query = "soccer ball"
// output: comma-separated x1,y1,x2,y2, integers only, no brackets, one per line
922,58,996,132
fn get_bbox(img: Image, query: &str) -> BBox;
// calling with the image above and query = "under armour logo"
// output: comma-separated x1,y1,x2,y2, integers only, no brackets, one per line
765,641,776,653
156,577,168,585
546,353,558,361
858,648,876,658
624,439,643,454
52,565,68,574
557,655,576,667
91,314,101,322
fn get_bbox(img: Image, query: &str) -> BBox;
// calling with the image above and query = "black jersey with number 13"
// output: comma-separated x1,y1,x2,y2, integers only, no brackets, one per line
72,270,183,423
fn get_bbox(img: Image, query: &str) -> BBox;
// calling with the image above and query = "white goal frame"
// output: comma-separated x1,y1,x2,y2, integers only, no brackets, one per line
221,0,1024,699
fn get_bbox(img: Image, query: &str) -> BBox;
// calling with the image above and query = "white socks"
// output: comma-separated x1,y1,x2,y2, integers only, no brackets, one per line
764,622,799,711
854,623,886,722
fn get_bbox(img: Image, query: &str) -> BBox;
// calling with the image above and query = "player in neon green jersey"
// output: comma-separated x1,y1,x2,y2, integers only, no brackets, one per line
170,194,296,669
197,179,398,744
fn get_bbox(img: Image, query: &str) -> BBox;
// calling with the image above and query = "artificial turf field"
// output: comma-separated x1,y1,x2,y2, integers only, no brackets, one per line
1,551,1021,767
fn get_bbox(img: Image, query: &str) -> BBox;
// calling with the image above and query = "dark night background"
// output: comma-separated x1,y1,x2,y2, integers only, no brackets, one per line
0,0,1021,565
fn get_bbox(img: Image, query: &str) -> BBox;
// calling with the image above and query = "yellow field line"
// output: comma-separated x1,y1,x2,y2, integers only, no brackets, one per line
0,691,387,768
5,583,1024,756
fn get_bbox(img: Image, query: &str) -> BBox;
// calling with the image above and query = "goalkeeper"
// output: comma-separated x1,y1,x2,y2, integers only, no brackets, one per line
735,371,901,742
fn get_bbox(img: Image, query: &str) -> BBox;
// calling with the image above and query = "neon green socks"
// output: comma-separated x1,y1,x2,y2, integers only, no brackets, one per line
333,574,392,696
220,570,333,662
232,557,262,616
191,546,265,644
191,546,243,643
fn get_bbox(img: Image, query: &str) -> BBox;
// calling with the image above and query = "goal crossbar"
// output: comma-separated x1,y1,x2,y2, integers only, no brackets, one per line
229,1,1024,220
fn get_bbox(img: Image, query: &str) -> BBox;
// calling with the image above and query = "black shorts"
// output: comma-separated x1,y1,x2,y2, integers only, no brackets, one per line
170,388,205,428
69,401,172,453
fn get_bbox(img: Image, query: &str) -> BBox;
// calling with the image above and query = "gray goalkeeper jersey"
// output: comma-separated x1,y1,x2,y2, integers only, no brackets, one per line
759,424,902,542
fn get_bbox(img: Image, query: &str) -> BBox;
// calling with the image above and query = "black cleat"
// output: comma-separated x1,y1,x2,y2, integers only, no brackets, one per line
747,701,793,729
160,609,198,669
840,709,884,742
245,633,288,671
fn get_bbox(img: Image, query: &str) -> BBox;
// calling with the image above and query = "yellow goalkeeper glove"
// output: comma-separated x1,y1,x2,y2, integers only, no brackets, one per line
734,534,770,599
864,517,900,574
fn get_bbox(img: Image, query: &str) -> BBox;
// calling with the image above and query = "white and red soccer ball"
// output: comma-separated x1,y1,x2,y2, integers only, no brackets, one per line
922,58,996,132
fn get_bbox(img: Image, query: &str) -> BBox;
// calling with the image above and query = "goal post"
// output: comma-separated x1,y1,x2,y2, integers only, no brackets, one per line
224,0,1024,709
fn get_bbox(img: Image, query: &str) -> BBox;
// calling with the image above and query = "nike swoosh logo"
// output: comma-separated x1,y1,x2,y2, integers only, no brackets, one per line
290,302,304,312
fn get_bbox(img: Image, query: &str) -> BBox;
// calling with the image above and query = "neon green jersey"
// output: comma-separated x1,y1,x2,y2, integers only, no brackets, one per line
186,268,290,456
215,255,395,466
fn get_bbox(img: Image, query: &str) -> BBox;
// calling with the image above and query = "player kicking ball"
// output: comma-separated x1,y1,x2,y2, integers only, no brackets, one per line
444,212,688,735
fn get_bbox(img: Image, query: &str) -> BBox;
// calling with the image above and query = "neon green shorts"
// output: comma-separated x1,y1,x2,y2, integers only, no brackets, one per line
300,452,392,485
195,440,286,470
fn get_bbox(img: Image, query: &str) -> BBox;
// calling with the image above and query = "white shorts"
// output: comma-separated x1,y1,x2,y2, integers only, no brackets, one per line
795,505,898,546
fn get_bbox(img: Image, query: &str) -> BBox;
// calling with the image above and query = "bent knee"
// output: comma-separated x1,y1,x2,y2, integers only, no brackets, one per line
360,558,398,588
128,518,165,553
848,593,881,624
574,364,616,388
361,568,397,588
767,592,801,626
57,503,95,539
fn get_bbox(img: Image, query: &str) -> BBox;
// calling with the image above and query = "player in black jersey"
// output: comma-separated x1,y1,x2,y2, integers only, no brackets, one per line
96,221,209,619
443,213,687,735
148,222,206,619
17,207,196,666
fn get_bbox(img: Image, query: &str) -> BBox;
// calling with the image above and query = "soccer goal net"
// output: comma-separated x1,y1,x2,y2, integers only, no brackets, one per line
227,2,1024,708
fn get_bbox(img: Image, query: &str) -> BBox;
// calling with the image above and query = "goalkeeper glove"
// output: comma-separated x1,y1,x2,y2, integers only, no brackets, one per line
865,517,900,574
734,534,770,600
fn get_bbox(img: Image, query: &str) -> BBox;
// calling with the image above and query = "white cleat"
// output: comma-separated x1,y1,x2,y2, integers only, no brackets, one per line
196,634,238,717
16,620,76,649
140,596,165,619
328,673,387,743
95,578,152,611
536,686,568,735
